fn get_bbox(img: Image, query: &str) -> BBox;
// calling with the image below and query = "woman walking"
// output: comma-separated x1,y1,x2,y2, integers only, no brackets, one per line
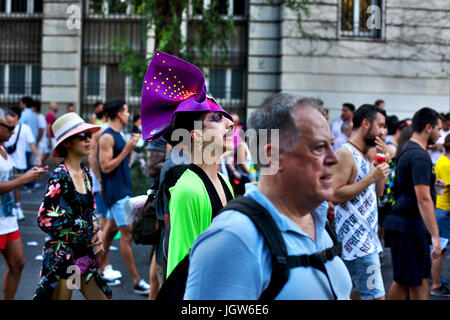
33,113,111,300
0,108,47,299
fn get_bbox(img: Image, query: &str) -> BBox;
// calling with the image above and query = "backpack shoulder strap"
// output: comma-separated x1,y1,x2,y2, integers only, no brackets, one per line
221,197,289,300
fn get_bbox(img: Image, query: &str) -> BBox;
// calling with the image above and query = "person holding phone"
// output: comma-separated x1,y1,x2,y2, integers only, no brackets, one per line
0,108,47,300
33,113,111,300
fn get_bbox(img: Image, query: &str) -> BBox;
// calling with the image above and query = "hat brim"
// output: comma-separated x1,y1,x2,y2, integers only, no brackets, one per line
52,123,101,157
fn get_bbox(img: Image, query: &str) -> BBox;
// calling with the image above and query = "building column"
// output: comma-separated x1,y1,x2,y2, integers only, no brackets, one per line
41,0,82,115
247,1,282,119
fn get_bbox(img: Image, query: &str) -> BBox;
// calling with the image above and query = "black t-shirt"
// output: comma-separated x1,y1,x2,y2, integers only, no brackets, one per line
383,140,436,234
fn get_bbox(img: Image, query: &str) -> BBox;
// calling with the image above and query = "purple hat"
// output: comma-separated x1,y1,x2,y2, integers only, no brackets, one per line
140,50,232,141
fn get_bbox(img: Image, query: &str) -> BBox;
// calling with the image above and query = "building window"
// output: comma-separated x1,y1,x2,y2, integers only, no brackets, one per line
9,65,26,95
87,0,143,16
0,64,40,96
214,0,227,15
84,65,106,100
31,65,41,95
86,66,101,96
11,0,27,13
0,0,42,14
88,0,104,14
208,68,245,103
106,0,128,14
191,0,247,17
231,69,243,100
33,0,42,13
233,0,246,16
341,0,381,38
209,69,226,99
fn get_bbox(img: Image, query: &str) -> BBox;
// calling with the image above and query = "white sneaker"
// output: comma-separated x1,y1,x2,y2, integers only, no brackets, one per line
105,264,122,279
103,265,122,281
105,279,121,287
133,278,150,295
14,207,25,221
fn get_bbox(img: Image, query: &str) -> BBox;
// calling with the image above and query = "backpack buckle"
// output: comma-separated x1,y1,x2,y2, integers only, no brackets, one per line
276,255,287,267
315,250,328,264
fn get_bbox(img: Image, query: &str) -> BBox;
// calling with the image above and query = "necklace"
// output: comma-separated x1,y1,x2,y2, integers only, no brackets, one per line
348,140,365,155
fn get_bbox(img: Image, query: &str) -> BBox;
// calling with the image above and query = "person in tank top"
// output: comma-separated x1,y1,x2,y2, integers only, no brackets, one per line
97,99,150,295
332,104,390,300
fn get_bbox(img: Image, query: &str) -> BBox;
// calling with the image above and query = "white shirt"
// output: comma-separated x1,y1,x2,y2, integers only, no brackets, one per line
0,148,18,235
331,118,349,144
4,123,36,170
430,129,450,164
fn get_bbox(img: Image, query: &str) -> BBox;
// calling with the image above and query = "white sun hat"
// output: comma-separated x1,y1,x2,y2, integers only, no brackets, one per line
52,112,100,157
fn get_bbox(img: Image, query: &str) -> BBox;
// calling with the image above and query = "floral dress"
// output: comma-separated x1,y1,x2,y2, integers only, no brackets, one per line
33,163,112,300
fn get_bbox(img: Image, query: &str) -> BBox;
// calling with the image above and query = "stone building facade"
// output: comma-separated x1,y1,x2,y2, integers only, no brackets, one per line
248,0,449,121
0,0,448,124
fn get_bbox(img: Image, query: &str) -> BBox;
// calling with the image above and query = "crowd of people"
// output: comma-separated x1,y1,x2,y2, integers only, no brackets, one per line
0,50,448,301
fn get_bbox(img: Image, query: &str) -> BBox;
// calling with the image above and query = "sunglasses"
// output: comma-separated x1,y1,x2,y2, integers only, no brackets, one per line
74,131,92,141
0,123,15,132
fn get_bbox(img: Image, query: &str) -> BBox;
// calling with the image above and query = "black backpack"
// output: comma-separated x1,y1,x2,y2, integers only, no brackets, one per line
131,179,162,245
157,196,342,300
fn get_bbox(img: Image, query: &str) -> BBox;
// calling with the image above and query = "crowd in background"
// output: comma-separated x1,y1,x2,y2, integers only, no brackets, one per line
0,90,449,300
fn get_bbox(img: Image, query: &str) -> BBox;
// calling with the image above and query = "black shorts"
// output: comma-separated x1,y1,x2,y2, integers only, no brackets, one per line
385,230,431,287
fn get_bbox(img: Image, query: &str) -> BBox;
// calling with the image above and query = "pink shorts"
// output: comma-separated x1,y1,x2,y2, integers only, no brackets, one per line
0,230,21,250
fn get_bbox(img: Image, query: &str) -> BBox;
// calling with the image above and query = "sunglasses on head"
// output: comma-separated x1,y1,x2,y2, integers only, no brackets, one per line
0,123,15,132
74,131,92,141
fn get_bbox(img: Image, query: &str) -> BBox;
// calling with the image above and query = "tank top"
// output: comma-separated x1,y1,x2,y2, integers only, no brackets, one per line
100,128,133,208
334,143,382,261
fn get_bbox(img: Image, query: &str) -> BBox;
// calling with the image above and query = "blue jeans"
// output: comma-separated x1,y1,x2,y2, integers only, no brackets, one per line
344,252,385,299
106,196,130,227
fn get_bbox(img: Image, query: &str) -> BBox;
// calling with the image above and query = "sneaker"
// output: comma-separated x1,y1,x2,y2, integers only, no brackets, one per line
430,284,450,297
103,266,122,282
105,279,121,287
14,207,25,221
133,278,150,295
105,265,122,279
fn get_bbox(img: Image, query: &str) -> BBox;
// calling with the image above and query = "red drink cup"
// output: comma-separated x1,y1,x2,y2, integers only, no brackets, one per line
375,153,386,166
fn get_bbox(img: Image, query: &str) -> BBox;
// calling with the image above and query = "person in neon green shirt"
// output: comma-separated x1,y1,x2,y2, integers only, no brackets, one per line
165,111,235,278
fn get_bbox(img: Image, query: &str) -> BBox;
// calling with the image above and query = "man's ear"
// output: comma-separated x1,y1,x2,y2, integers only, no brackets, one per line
425,123,432,134
264,143,281,173
362,118,371,131
190,129,203,143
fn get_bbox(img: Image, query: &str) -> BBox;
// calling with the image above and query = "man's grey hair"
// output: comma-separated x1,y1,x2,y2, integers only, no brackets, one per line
247,93,323,167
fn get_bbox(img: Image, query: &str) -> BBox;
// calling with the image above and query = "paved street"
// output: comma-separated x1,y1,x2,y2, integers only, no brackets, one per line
1,180,449,300
0,181,152,300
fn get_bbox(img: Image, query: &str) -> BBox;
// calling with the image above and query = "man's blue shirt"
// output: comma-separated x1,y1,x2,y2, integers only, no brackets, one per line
19,108,38,152
184,183,352,300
